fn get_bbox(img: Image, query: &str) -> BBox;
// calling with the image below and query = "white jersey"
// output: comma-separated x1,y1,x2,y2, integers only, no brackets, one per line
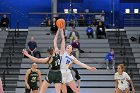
114,72,130,87
60,52,75,70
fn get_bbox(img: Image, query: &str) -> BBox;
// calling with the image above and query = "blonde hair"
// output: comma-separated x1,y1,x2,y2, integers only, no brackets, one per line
118,64,125,71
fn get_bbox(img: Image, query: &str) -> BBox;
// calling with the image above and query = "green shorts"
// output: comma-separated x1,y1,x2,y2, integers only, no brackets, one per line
45,70,62,84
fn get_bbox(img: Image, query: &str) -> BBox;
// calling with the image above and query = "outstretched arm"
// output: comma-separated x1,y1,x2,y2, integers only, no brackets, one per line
54,29,60,54
73,58,96,71
60,29,65,54
129,80,135,93
22,49,51,64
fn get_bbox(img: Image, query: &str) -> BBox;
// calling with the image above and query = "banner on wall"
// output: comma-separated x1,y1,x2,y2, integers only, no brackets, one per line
120,0,140,3
58,0,83,3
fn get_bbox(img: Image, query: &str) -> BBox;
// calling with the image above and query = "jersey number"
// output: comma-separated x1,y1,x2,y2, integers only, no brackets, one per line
31,77,36,83
66,60,70,65
55,59,60,66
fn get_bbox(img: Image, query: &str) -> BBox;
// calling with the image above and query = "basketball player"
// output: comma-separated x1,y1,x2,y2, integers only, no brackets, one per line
0,77,3,93
54,28,96,93
25,63,42,93
23,46,62,93
115,64,135,93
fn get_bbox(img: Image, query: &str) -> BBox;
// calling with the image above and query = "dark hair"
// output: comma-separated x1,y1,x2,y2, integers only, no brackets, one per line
47,47,54,55
70,46,73,55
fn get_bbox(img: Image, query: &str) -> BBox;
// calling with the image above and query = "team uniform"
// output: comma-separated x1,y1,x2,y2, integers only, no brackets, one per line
60,52,75,83
114,72,130,91
26,69,39,93
45,53,62,84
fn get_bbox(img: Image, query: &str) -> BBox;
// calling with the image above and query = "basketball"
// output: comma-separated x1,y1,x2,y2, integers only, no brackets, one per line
56,19,65,29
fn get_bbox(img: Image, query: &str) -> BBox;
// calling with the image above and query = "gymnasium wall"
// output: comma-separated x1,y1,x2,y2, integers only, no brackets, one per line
0,0,51,28
0,0,140,28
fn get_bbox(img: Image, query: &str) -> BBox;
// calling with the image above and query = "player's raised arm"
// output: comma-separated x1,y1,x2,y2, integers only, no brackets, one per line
22,49,52,64
54,29,60,54
73,57,97,71
60,29,65,54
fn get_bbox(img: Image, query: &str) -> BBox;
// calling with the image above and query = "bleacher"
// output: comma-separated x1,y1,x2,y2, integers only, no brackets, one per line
15,27,117,93
0,27,139,93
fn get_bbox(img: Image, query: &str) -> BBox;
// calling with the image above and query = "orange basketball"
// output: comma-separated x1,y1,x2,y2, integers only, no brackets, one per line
56,19,65,29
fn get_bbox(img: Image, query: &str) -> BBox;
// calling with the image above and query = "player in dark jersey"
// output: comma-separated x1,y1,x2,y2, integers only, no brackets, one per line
25,63,42,93
23,46,62,93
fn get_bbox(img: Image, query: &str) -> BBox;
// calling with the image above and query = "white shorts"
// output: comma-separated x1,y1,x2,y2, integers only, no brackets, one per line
118,85,129,91
61,69,73,84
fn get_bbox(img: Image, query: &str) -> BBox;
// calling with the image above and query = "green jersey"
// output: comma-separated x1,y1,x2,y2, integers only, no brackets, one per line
28,69,38,88
49,53,61,70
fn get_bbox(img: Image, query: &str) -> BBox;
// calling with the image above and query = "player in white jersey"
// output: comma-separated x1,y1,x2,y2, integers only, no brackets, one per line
54,28,97,93
114,64,135,93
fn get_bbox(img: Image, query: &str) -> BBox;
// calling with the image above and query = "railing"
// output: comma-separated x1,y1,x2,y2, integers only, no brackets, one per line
28,12,105,27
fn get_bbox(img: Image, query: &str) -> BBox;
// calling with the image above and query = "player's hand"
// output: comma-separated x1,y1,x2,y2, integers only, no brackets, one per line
22,49,29,57
89,67,97,71
26,84,30,89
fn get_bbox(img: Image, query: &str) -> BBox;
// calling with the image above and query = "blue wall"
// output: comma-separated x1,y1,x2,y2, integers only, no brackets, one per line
0,0,51,28
58,0,140,27
0,0,140,28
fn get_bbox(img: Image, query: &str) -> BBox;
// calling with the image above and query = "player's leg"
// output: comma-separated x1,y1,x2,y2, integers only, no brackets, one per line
116,88,122,93
124,88,130,93
25,88,31,93
54,83,62,93
39,79,50,93
68,81,79,93
61,83,67,93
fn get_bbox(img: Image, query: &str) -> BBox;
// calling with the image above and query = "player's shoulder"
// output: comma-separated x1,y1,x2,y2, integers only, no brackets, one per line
123,72,128,75
115,72,119,76
27,69,31,72
26,69,31,74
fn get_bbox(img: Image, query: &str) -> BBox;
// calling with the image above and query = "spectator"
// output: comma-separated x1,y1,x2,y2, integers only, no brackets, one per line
27,37,41,58
69,19,75,27
78,14,85,26
69,27,79,43
1,14,9,31
67,65,81,93
86,25,94,39
50,18,58,35
71,37,80,58
105,49,115,69
96,21,106,39
0,78,3,93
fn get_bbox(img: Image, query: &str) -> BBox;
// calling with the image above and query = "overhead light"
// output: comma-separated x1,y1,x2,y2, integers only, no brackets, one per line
134,9,139,13
64,9,68,13
73,9,77,13
125,9,130,13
